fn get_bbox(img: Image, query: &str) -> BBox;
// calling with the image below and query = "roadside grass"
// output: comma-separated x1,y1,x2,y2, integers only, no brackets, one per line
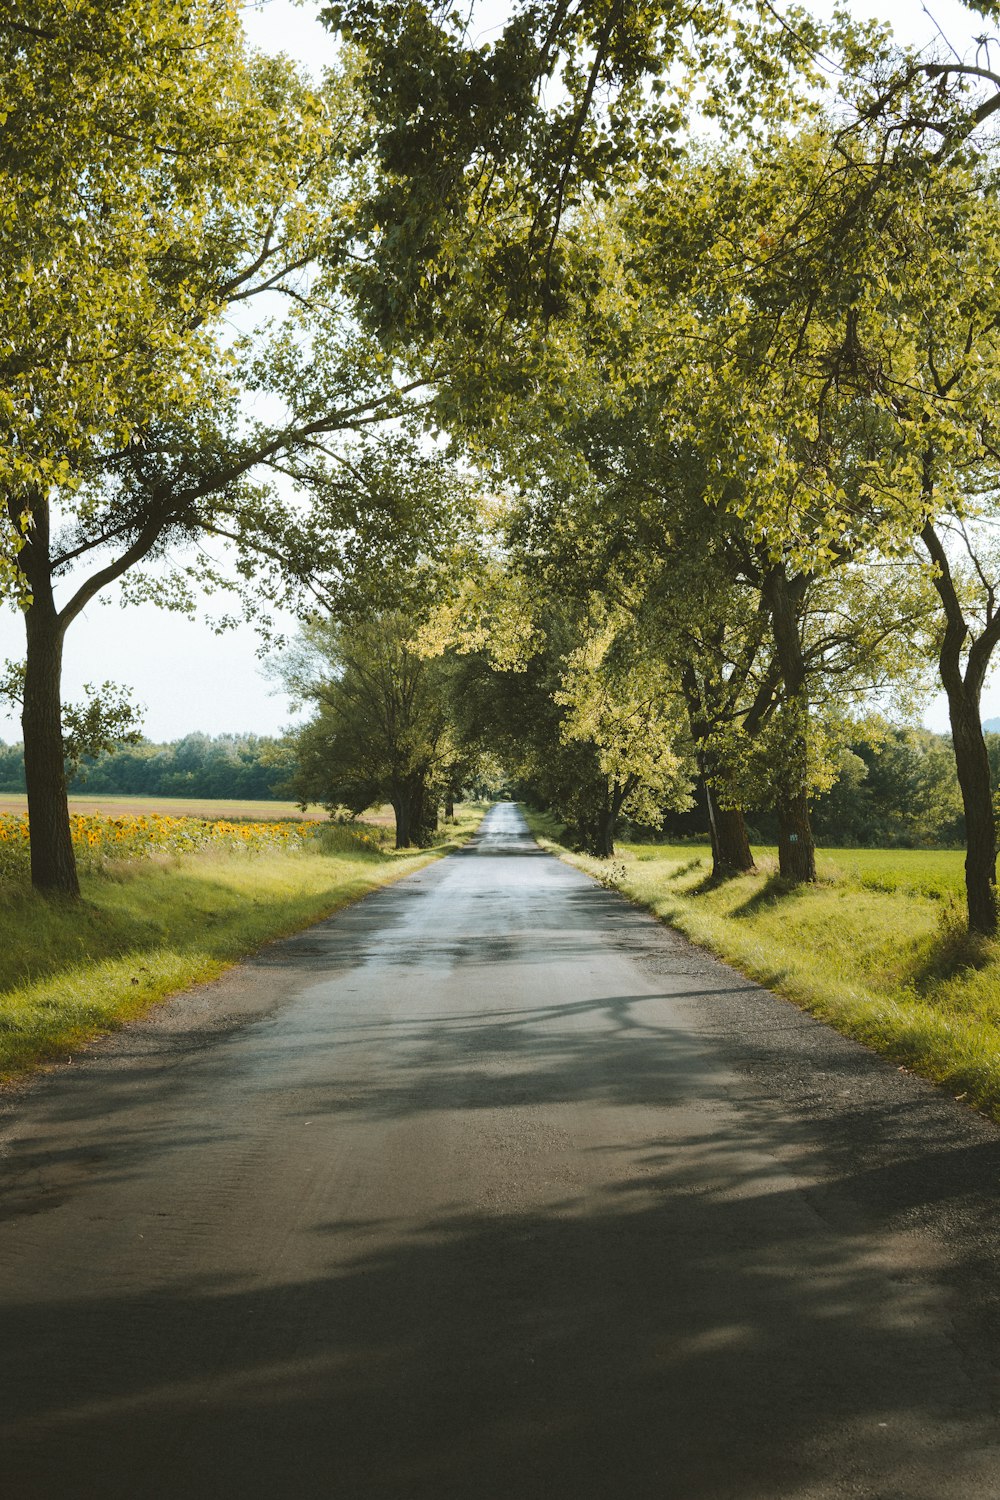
0,804,486,1085
523,809,1000,1121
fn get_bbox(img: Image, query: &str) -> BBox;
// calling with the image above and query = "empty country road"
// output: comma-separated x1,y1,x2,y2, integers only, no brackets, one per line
4,802,1000,1499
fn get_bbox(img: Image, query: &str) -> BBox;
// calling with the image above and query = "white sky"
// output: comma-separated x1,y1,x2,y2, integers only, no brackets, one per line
0,0,994,743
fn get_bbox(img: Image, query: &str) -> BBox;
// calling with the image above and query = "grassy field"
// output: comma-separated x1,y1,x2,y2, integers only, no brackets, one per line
0,792,328,820
524,810,1000,1122
0,804,485,1085
0,793,407,826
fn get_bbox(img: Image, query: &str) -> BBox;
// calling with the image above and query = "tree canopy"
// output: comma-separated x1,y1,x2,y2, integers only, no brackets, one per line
2,5,474,894
10,0,1000,935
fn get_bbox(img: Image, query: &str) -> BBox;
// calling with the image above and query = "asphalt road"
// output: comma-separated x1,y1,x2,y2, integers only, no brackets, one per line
3,802,1000,1499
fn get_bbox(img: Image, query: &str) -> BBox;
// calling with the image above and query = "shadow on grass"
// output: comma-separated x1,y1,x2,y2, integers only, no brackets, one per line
719,872,802,918
0,854,398,996
905,912,998,997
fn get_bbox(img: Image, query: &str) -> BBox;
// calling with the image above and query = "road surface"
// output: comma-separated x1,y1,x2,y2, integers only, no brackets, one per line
3,802,1000,1498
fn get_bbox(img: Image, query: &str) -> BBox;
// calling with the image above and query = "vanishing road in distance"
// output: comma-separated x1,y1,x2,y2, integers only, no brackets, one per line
4,802,1000,1498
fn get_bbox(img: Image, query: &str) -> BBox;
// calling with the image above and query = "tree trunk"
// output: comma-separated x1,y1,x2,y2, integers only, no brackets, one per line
593,806,615,858
391,794,412,849
22,600,79,897
588,779,631,858
951,706,997,935
682,676,755,880
707,786,755,878
764,566,817,885
410,780,425,845
394,774,436,848
777,791,817,883
445,794,455,821
411,778,438,846
921,518,999,935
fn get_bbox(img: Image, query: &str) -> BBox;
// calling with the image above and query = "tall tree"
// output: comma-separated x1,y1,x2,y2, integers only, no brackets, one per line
919,513,1000,932
1,7,440,895
286,612,461,847
613,104,1000,920
338,0,1000,921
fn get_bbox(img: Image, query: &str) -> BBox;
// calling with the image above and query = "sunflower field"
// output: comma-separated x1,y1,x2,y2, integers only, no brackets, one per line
0,811,339,881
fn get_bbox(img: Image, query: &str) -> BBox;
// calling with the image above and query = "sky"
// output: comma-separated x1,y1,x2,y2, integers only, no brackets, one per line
0,0,994,743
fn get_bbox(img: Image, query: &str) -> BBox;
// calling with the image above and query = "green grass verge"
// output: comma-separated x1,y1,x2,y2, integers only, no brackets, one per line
0,804,486,1085
523,809,1000,1122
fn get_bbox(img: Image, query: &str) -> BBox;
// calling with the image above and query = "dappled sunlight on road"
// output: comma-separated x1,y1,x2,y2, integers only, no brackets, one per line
3,804,1000,1498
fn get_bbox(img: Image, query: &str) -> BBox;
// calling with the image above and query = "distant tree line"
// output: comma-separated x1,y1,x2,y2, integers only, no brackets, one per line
319,0,1000,943
0,734,297,802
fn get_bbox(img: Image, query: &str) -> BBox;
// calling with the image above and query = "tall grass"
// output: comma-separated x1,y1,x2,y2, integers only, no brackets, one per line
0,805,485,1083
525,811,1000,1121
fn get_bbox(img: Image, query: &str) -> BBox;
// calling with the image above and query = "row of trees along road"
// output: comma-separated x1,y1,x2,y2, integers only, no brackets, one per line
11,0,1000,937
0,721,982,849
310,0,1000,935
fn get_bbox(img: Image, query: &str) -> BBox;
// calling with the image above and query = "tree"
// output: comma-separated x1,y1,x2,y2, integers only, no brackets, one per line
917,514,1000,929
287,612,461,847
552,605,693,854
810,728,964,848
1,8,445,896
345,0,1000,923
606,99,1000,920
444,168,935,882
323,0,838,350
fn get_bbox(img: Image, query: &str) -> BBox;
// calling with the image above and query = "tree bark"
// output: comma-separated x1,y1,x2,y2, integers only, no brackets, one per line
593,805,615,858
391,794,411,849
764,565,817,884
22,605,79,898
411,778,438,845
682,675,756,880
392,774,436,848
18,495,79,897
776,790,817,884
952,704,997,934
707,788,755,877
585,778,632,858
921,518,998,935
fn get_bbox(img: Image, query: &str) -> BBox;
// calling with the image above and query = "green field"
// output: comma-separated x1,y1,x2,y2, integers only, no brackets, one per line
526,812,1000,1122
0,804,486,1084
0,792,327,820
816,846,966,899
626,842,968,900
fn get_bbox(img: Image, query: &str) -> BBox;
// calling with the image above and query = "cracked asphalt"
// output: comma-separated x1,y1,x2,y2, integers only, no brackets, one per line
3,801,1000,1498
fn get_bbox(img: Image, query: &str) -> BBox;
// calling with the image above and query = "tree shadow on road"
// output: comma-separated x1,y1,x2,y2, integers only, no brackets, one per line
6,843,1000,1497
4,1093,1000,1500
